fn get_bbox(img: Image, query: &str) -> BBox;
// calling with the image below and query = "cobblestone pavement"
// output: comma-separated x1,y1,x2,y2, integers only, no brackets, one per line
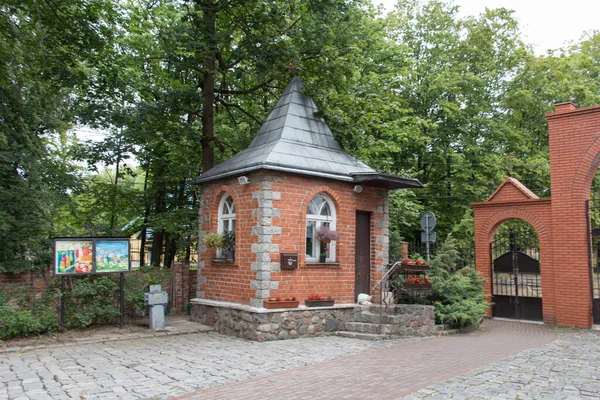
403,326,600,400
4,319,599,400
0,328,404,399
177,319,559,400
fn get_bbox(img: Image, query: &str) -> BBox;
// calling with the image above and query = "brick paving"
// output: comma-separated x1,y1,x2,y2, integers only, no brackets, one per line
5,318,600,400
176,319,558,400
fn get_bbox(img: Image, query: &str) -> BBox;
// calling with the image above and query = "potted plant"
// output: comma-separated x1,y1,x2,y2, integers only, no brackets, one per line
305,294,335,307
316,225,340,244
402,275,432,290
204,231,224,249
222,230,235,260
263,296,300,309
400,254,429,273
319,244,329,263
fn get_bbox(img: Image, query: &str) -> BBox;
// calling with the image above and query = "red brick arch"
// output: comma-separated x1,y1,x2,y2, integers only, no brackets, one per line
472,178,554,323
477,208,551,244
571,134,600,202
471,103,600,328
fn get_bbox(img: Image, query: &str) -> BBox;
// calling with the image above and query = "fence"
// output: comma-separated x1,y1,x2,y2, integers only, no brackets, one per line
405,241,475,268
1,263,198,314
129,239,198,268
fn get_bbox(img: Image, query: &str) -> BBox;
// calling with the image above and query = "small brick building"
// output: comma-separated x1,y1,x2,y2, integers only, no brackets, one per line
473,102,600,328
190,77,421,319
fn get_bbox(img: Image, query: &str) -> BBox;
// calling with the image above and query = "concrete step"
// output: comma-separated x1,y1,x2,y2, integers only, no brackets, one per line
344,321,382,334
334,331,392,341
352,311,409,325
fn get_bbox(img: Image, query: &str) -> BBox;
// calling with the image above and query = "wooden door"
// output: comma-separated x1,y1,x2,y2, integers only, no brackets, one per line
355,211,371,300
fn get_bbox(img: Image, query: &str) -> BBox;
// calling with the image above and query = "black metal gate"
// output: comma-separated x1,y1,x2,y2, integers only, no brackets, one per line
491,230,543,321
587,199,600,324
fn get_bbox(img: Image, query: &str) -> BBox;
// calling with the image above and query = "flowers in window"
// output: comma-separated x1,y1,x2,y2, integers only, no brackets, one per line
316,226,339,243
203,232,224,248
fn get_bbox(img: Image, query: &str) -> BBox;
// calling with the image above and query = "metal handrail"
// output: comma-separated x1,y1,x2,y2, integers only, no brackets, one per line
373,261,401,292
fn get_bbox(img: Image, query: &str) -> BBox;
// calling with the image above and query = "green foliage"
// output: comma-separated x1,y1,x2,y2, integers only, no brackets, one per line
66,276,120,328
0,285,59,340
203,232,224,249
139,264,170,286
4,0,600,274
124,265,170,316
429,235,488,328
389,231,404,263
222,230,236,253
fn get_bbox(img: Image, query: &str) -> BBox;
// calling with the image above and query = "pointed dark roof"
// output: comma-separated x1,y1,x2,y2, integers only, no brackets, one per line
192,77,422,189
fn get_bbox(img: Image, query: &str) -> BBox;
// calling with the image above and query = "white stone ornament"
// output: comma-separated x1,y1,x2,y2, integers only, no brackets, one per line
357,293,372,305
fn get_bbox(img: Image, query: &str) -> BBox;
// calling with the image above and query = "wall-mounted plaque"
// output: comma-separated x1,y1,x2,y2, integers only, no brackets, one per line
280,253,298,270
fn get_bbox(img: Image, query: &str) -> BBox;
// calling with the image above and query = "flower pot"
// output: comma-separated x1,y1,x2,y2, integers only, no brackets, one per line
305,300,335,307
400,262,429,273
403,282,432,290
263,300,300,309
321,238,331,244
319,255,326,262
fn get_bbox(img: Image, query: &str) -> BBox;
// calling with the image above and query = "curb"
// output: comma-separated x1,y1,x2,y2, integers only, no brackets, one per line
0,325,212,354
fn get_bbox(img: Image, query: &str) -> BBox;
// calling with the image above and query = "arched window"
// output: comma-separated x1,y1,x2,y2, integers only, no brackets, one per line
306,194,336,262
218,194,236,258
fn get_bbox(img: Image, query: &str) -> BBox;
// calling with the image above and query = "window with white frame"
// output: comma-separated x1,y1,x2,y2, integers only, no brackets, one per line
306,194,336,262
218,194,236,257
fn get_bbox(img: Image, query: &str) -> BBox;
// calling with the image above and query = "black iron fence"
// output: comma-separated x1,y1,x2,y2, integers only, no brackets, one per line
405,241,475,268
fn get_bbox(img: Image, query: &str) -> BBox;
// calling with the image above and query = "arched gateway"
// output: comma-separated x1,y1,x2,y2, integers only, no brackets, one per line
474,103,600,329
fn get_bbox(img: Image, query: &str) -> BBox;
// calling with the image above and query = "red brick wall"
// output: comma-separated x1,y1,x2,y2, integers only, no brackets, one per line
0,266,53,304
547,103,600,328
197,170,389,306
473,103,600,328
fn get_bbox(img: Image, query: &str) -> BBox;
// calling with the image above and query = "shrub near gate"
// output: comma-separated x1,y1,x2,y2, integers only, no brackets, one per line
429,235,488,329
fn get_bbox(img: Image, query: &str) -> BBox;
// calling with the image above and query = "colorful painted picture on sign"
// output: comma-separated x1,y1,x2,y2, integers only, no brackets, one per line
55,240,93,274
95,241,130,273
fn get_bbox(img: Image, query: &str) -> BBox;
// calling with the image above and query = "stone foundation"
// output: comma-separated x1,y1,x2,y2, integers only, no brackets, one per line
191,299,354,341
191,299,441,341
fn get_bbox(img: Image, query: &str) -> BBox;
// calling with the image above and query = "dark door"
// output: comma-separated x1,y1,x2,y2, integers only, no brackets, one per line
355,211,371,300
492,230,543,321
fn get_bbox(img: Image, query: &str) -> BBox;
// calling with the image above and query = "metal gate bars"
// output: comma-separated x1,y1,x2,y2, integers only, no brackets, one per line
491,230,543,321
587,199,600,324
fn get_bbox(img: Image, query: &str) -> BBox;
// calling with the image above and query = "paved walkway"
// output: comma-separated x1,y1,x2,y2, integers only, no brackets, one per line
3,318,600,400
176,320,559,400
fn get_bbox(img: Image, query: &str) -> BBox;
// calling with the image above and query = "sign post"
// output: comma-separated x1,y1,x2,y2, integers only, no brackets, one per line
420,211,437,263
53,237,131,329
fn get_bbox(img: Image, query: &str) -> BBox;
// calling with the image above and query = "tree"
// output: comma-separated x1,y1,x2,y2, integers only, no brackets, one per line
0,0,117,272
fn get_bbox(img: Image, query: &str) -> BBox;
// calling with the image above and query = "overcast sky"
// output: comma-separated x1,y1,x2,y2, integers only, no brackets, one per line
379,0,600,54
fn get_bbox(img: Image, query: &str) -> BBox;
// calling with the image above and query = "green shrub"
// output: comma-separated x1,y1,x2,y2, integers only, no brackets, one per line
66,276,120,328
124,265,170,317
0,285,59,340
429,235,488,329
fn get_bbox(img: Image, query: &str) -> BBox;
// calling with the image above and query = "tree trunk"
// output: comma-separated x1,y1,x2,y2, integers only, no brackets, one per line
199,0,217,172
150,172,166,267
139,168,150,266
